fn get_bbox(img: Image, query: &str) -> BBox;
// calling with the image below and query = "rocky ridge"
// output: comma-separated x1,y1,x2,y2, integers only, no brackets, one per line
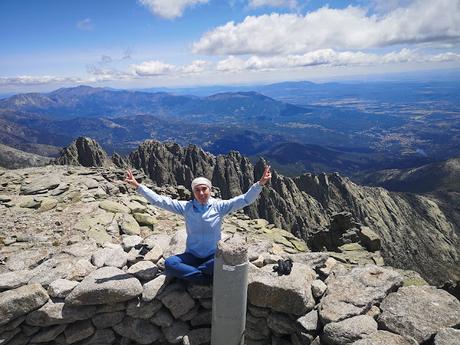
1,164,459,345
119,139,460,289
0,143,51,169
356,157,460,193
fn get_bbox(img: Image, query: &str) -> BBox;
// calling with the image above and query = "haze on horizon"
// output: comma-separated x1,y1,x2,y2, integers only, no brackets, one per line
1,0,460,93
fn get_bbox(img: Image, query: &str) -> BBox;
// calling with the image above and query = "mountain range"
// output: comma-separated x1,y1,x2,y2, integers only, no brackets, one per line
2,82,458,177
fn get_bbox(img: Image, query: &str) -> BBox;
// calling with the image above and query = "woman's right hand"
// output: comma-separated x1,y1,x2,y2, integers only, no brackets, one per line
124,169,140,188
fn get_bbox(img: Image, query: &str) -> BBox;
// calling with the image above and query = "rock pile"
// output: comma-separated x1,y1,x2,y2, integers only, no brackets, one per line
1,241,459,345
1,164,459,345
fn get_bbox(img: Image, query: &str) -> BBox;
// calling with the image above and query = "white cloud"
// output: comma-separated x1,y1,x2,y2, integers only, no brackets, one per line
3,49,458,87
130,59,211,76
429,52,460,62
138,0,208,19
248,0,298,9
0,76,87,86
86,65,134,81
216,48,460,72
181,60,210,74
131,60,177,76
193,0,460,55
77,18,93,31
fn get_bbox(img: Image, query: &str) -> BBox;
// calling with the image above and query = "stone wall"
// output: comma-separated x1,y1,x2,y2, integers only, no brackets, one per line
1,240,460,345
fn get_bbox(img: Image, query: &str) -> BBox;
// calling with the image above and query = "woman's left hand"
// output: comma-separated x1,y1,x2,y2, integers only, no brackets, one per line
259,165,272,186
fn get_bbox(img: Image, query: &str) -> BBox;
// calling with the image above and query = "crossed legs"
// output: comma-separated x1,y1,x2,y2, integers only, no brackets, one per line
164,252,214,285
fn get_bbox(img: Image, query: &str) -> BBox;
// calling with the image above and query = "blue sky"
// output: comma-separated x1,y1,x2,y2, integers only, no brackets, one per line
1,0,459,92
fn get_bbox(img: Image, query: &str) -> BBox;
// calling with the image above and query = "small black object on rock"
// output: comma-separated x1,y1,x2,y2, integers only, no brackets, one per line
134,243,150,259
273,258,293,276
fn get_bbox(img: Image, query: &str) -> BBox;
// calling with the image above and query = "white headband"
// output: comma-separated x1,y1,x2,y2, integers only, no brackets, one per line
191,177,212,191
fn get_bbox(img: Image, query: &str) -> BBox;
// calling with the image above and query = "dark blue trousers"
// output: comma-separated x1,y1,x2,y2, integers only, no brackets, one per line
164,252,214,285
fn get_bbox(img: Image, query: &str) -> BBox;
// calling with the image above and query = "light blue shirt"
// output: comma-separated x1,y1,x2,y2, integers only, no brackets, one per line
137,182,263,258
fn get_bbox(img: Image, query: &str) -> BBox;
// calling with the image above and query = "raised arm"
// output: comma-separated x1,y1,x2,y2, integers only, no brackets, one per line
124,169,186,216
216,165,271,215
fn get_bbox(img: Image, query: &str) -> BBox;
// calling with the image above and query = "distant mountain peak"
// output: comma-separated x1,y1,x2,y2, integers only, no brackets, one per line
49,85,104,97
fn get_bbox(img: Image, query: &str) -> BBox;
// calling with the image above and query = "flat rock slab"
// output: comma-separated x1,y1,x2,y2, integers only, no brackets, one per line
322,315,377,345
65,266,143,305
77,329,115,345
64,319,95,344
91,311,125,329
160,289,196,319
319,265,403,323
0,283,49,326
0,270,33,290
142,274,167,302
28,257,75,288
18,196,41,208
113,316,162,344
20,176,60,195
38,198,58,212
30,324,67,343
434,328,460,345
247,262,316,315
133,212,157,226
25,300,96,326
351,330,417,345
98,200,130,214
296,309,319,333
127,261,158,281
47,279,79,298
378,286,460,344
119,213,141,235
187,284,213,299
121,235,143,251
5,248,52,271
91,246,127,268
151,308,174,327
66,259,97,282
126,299,162,319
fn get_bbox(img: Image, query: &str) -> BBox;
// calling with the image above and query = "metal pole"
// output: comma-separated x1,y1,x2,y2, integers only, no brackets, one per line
211,238,248,345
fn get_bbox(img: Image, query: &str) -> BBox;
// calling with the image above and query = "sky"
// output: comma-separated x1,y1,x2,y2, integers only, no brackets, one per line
1,0,460,92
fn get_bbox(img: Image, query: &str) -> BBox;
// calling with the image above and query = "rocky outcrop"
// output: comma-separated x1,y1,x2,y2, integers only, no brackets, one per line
128,140,215,189
378,286,460,343
127,139,460,288
319,265,403,324
5,136,460,290
49,138,460,289
1,164,459,345
111,152,129,168
247,262,316,315
54,137,110,167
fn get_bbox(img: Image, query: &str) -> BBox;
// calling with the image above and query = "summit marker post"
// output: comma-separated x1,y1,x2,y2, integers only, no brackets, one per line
211,237,249,345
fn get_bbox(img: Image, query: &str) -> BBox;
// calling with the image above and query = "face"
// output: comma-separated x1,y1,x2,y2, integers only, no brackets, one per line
193,185,210,204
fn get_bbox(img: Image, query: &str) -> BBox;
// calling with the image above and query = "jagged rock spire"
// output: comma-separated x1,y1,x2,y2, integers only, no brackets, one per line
54,137,110,167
